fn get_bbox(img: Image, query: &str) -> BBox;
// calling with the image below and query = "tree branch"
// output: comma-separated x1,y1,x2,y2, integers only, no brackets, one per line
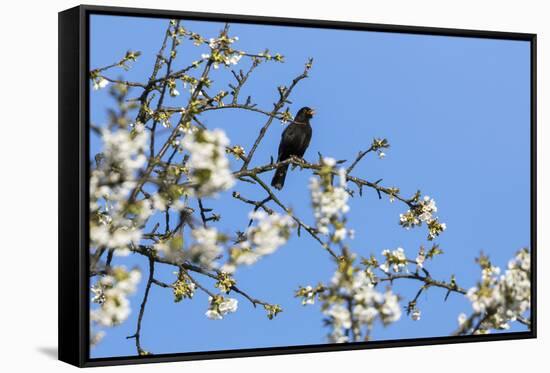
126,254,155,355
240,58,313,170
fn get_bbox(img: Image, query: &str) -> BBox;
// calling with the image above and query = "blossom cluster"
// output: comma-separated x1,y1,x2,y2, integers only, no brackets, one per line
205,295,239,320
379,247,408,273
90,50,141,90
222,211,295,273
201,34,242,69
187,227,224,269
90,266,142,327
180,128,236,197
172,75,203,99
298,256,402,343
461,248,531,333
90,330,106,347
90,124,153,255
173,272,196,302
370,137,390,159
362,245,442,276
296,284,325,306
215,272,237,293
309,157,351,242
326,268,401,343
399,195,446,240
154,226,226,269
91,123,148,201
92,76,109,90
151,188,187,213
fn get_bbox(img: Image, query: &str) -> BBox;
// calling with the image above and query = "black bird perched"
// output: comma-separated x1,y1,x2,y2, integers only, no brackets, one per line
271,107,315,190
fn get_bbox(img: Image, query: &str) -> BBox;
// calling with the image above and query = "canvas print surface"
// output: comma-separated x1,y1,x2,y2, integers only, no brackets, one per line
88,13,532,358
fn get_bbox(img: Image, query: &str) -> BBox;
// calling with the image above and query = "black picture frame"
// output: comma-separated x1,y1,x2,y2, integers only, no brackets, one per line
58,4,537,368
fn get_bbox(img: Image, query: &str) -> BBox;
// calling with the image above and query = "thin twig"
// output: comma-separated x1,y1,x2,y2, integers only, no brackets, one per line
127,254,155,355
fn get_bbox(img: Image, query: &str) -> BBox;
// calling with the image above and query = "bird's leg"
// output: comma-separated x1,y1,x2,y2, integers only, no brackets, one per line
289,155,298,169
289,155,307,170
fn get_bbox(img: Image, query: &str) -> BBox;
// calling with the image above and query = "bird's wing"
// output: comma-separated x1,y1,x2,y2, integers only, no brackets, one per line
278,124,300,160
296,124,312,158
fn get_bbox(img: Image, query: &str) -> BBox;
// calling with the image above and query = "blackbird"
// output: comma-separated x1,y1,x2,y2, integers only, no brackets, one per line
271,107,315,190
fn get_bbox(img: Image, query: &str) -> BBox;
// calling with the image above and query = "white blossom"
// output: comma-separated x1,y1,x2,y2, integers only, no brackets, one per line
415,248,426,269
90,330,106,347
301,286,316,305
399,195,446,240
206,35,242,67
205,309,223,320
353,304,379,325
154,240,184,263
309,159,350,242
379,290,402,324
228,54,242,65
322,157,336,167
326,304,352,329
242,211,294,257
187,227,223,269
328,330,349,344
91,283,105,304
90,124,151,255
379,247,408,273
205,296,238,320
457,313,468,327
322,264,402,342
462,249,530,332
151,193,168,211
90,267,141,327
180,128,235,197
223,211,294,273
333,227,347,242
93,76,109,90
418,196,437,222
219,297,238,313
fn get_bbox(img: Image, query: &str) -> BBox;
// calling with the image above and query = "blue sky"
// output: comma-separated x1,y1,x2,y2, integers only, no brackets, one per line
89,14,531,358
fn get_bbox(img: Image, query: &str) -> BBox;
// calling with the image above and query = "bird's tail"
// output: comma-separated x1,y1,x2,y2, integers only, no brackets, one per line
271,164,289,190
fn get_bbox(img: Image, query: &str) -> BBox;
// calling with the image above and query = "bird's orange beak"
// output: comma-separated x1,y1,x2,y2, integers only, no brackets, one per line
307,108,315,116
